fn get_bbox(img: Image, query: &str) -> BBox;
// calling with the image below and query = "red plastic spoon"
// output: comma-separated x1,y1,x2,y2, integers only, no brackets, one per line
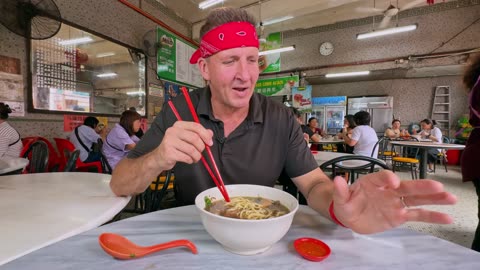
98,233,198,260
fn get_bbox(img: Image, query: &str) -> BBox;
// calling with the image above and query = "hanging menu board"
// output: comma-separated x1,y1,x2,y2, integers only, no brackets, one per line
157,28,204,88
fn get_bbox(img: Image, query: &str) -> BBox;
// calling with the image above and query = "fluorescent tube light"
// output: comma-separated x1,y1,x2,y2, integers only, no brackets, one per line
259,45,295,56
97,72,117,78
325,71,370,78
127,91,145,96
58,37,93,45
262,16,294,26
199,0,224,9
357,24,417,40
96,52,116,58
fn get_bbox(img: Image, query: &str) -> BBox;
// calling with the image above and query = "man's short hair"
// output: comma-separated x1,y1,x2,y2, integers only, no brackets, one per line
84,116,99,129
200,7,256,38
354,111,371,126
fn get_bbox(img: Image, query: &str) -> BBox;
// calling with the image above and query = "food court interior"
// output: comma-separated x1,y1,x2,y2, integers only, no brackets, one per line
1,0,479,260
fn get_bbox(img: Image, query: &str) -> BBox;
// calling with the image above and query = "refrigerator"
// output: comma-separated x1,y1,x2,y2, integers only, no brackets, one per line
307,96,347,135
347,96,394,136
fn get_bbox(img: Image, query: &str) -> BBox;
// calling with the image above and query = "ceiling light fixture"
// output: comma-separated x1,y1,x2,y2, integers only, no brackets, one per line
97,72,117,78
199,0,224,9
58,37,93,45
259,45,295,56
126,91,145,96
325,71,370,78
357,24,417,40
262,15,294,26
96,52,116,58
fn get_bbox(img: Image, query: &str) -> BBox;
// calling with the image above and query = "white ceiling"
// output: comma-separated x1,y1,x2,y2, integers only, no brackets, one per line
156,0,456,39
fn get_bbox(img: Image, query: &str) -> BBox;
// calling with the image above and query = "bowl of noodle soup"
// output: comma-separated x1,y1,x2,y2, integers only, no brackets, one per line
195,184,299,255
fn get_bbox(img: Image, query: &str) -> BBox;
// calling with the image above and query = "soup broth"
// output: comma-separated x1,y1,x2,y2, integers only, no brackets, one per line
205,196,290,220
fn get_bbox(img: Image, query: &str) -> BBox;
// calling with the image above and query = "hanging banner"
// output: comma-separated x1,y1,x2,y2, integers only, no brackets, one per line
259,32,282,73
157,28,204,88
63,115,87,132
292,85,312,113
254,75,298,96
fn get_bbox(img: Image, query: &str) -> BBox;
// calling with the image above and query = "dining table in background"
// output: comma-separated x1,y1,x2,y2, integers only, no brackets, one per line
2,205,479,269
390,141,465,179
0,172,130,266
0,158,29,175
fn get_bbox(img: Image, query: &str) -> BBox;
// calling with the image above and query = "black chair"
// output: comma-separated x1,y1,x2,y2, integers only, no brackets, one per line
22,140,49,173
391,137,420,179
434,136,450,173
126,170,176,214
63,149,80,172
277,170,307,205
320,155,390,184
372,136,396,161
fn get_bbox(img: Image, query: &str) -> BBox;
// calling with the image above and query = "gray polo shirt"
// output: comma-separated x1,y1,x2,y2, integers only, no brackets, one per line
128,87,318,205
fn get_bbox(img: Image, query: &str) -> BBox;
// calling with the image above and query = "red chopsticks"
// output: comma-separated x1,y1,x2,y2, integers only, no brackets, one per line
167,87,230,202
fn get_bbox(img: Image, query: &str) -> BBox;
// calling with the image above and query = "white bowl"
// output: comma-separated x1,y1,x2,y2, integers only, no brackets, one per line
195,184,299,255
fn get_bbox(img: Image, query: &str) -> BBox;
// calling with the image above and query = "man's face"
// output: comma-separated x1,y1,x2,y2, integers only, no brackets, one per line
392,121,400,129
198,47,259,110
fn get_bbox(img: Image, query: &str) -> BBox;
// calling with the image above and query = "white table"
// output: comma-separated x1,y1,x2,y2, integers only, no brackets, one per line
313,151,352,166
0,158,29,175
0,172,130,266
3,205,479,269
390,141,465,179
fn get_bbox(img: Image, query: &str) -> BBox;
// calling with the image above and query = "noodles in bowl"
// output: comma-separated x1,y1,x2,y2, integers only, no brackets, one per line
205,196,290,220
195,184,299,255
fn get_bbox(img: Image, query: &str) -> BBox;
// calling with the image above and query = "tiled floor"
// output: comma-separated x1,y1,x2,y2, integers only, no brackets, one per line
396,165,477,249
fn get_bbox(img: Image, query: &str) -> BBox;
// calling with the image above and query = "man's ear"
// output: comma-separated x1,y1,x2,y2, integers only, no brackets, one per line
197,58,210,81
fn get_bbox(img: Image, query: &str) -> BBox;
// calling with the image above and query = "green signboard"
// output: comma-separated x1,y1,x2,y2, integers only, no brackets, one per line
254,75,299,96
157,28,204,88
259,32,282,74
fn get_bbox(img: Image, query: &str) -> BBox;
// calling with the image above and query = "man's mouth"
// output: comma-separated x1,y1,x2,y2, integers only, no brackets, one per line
233,87,248,92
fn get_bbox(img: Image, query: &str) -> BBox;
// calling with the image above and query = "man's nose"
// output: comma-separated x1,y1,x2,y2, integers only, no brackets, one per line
235,60,251,81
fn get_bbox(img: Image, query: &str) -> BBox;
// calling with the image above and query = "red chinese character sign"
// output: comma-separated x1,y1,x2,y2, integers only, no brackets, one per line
63,115,86,132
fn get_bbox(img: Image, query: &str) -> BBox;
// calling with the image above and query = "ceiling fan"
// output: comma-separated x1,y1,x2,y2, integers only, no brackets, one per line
357,0,425,29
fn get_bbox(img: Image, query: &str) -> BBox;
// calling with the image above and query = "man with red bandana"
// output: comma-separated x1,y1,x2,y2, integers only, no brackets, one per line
110,7,457,234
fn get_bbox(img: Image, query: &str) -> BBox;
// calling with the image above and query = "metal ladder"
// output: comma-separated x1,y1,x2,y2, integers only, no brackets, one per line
431,86,450,137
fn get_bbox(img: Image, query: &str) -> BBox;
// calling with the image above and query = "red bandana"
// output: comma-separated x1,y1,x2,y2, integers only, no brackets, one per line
189,21,259,64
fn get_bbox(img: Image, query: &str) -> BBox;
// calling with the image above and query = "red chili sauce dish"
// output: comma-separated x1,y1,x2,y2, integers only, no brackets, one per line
294,237,331,262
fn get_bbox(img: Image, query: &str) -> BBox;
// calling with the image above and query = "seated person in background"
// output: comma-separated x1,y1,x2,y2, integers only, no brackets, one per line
343,111,379,158
337,114,356,153
384,119,409,139
289,107,309,143
0,102,22,158
306,117,325,141
306,117,325,150
419,118,443,173
103,110,141,170
129,107,144,139
70,116,106,163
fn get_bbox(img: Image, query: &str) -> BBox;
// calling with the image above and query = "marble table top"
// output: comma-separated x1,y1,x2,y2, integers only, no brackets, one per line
310,139,345,144
3,205,479,270
0,172,130,266
0,158,29,175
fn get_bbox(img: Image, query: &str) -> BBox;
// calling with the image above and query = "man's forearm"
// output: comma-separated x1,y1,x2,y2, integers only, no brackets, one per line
110,151,166,196
292,168,334,218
